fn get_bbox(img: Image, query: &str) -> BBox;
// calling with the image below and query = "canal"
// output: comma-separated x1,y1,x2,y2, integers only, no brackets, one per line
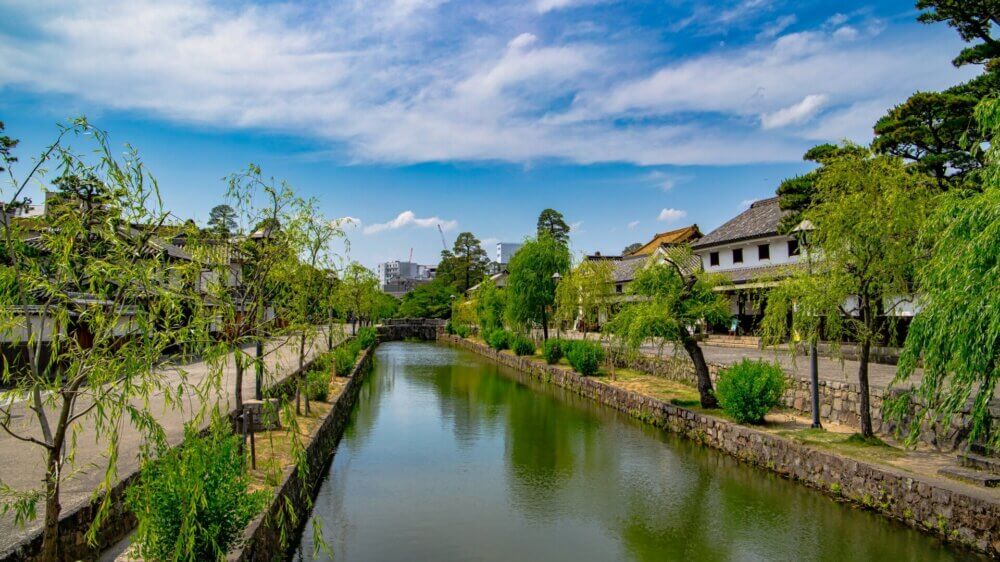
293,342,970,561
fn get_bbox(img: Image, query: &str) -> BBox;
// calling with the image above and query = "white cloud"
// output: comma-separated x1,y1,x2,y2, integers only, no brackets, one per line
536,0,604,13
756,14,796,40
336,216,362,228
0,1,976,167
657,208,686,222
760,94,827,129
627,220,640,230
833,26,859,41
570,220,584,232
363,210,457,234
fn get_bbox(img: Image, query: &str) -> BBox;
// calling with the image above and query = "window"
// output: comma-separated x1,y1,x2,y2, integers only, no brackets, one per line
732,248,743,264
758,244,770,260
709,252,719,267
615,284,623,294
788,239,800,256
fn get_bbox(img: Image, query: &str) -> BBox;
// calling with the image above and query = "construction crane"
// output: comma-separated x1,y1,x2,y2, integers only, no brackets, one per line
437,224,448,252
408,247,413,263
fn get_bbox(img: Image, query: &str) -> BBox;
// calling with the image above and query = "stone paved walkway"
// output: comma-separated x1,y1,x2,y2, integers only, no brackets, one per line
0,326,348,554
555,330,916,391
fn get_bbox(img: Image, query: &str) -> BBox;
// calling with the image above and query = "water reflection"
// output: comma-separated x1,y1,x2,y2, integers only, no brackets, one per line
294,342,975,562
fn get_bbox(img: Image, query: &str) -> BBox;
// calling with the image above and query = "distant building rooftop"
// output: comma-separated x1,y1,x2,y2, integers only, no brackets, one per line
692,198,786,250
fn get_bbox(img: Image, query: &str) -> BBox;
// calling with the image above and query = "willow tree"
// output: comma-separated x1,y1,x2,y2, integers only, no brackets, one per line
504,234,571,340
0,120,210,559
604,250,728,408
205,165,297,410
472,277,506,333
338,262,379,330
761,148,934,437
282,197,345,414
887,98,1000,450
554,258,615,338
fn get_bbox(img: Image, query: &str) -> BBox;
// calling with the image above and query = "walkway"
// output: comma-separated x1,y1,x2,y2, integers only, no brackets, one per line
554,331,915,391
0,326,347,554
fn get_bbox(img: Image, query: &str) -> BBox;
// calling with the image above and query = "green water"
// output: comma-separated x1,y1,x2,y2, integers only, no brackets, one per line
293,342,974,561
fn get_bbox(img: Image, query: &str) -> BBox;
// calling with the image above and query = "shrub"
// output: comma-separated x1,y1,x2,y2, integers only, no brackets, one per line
511,335,536,356
334,345,358,376
307,368,330,402
486,329,510,351
444,320,455,334
356,326,377,348
454,324,471,338
566,340,604,376
127,421,269,561
542,338,563,364
715,359,787,424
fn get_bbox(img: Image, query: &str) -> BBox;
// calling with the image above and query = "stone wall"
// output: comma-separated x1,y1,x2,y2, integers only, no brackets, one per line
615,350,984,450
227,346,373,562
442,335,1000,557
0,337,349,562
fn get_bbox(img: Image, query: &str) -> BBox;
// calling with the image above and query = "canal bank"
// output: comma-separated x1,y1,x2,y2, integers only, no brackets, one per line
441,334,1000,558
293,341,985,561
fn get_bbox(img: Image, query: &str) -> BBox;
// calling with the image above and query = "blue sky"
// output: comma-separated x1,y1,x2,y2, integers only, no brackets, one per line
0,0,977,268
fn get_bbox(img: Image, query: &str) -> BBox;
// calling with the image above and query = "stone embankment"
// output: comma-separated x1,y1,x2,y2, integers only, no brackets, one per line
442,334,1000,558
227,346,373,562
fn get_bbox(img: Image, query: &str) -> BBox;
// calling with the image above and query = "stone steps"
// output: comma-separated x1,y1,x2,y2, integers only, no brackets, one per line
959,452,1000,474
938,466,1000,488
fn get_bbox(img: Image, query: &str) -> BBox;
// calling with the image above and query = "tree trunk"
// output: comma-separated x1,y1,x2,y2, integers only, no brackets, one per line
300,333,309,415
40,450,62,561
327,320,334,351
541,307,549,341
682,335,717,408
858,339,874,437
235,353,244,410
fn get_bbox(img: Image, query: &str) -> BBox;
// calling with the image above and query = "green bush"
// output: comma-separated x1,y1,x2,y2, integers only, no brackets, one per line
716,359,787,424
486,329,510,351
127,421,269,561
356,326,377,348
454,324,471,338
511,335,536,356
542,339,563,364
444,320,455,334
566,340,604,376
307,368,330,402
334,345,359,376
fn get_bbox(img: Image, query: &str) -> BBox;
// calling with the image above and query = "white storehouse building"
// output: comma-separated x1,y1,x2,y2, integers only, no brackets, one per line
691,197,802,333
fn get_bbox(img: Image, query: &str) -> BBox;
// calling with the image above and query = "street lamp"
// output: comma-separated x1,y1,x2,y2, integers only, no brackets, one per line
792,219,821,429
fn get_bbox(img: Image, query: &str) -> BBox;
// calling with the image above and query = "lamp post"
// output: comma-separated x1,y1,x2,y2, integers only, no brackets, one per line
792,220,821,429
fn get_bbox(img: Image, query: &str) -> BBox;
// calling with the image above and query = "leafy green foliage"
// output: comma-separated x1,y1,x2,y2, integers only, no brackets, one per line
307,368,331,402
916,0,1000,67
127,421,269,561
356,326,377,349
397,278,457,319
485,329,511,351
762,147,934,436
776,143,868,233
888,98,1000,450
715,360,786,424
873,88,985,188
472,278,506,334
504,235,571,338
623,242,643,255
565,340,604,376
554,259,615,335
542,338,564,364
206,204,237,236
334,340,363,376
454,324,471,338
448,232,490,293
511,334,536,356
536,208,571,246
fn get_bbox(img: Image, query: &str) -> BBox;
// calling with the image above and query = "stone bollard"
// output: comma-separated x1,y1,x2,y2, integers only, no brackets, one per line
242,398,282,432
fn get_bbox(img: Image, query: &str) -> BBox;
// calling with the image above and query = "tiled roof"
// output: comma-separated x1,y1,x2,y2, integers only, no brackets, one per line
692,197,786,250
714,262,803,285
631,224,702,256
612,255,647,283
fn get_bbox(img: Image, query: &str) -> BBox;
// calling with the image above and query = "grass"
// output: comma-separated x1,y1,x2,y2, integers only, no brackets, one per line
248,372,349,490
599,368,703,405
774,427,905,463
